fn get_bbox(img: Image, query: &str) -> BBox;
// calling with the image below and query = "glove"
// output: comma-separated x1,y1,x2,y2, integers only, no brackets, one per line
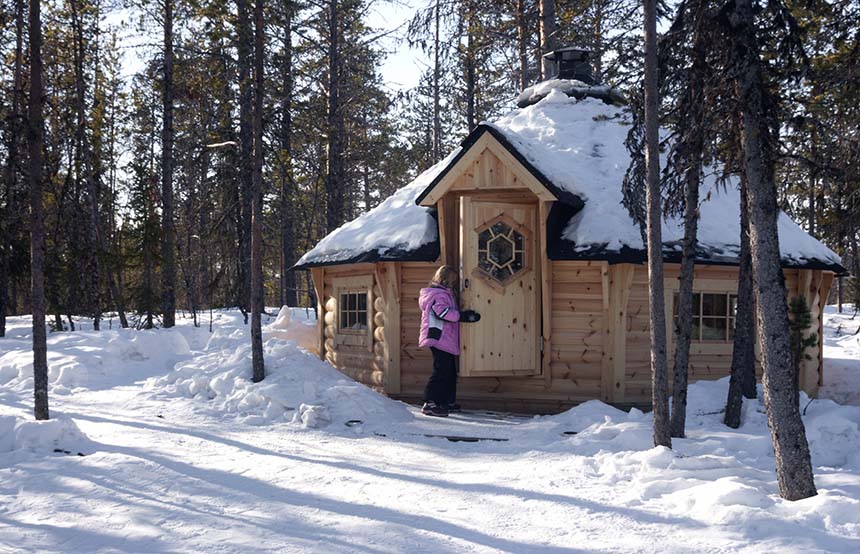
461,309,481,323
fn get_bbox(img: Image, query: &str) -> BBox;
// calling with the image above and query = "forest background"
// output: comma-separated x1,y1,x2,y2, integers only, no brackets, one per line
0,0,857,333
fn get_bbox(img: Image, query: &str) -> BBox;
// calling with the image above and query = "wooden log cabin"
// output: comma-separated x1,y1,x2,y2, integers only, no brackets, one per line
294,53,844,413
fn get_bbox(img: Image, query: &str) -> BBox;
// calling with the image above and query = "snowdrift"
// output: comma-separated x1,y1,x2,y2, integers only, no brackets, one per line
148,311,412,428
0,415,94,457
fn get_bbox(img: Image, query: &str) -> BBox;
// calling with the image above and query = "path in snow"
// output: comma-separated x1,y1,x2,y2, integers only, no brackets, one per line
1,309,859,553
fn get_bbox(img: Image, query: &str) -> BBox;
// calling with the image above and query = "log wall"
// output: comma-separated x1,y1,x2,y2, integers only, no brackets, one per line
311,260,834,412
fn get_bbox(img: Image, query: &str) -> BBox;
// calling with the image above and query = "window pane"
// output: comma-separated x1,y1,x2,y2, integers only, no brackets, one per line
358,293,367,311
701,317,727,340
729,317,735,340
693,293,701,316
478,229,490,250
340,310,348,329
513,232,524,251
491,221,508,236
512,252,523,272
702,293,727,316
355,310,367,330
692,320,701,341
730,295,738,318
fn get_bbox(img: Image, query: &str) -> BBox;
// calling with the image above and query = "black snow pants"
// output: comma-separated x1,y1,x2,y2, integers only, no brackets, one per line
423,347,457,405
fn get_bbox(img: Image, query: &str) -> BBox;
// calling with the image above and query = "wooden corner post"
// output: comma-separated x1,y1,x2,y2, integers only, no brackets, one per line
601,263,635,403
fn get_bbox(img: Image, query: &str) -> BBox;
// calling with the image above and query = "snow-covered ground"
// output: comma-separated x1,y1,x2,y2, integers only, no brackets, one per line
1,307,859,553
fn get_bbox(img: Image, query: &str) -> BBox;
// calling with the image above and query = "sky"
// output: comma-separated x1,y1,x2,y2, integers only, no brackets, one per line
366,1,427,93
108,1,428,94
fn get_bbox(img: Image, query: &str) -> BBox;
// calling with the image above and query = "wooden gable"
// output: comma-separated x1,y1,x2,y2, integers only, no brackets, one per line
417,132,557,206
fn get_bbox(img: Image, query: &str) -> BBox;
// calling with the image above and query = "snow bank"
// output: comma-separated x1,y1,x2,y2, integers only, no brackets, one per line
266,306,319,353
148,334,412,429
0,414,94,456
0,327,191,394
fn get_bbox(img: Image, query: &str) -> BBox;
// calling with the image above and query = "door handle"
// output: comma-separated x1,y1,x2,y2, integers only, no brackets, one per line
464,278,470,289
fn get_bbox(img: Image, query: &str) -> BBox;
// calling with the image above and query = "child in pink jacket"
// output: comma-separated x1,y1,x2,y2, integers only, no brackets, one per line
418,266,479,417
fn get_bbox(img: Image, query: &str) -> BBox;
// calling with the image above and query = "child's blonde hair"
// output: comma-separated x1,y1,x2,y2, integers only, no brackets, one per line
431,265,458,290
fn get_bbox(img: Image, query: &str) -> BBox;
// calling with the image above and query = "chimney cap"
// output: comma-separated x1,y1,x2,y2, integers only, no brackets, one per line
542,46,593,61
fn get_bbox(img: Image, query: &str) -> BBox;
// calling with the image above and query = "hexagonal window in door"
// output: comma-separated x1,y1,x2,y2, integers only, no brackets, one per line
476,215,531,285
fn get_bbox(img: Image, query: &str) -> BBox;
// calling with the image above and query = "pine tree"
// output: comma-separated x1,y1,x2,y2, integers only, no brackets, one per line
721,0,816,501
28,0,49,420
643,0,671,448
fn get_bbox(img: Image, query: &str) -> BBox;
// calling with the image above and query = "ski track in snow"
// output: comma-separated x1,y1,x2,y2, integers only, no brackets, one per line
0,308,859,553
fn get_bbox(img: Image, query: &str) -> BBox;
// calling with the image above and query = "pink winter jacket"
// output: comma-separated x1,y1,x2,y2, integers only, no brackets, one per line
418,285,461,356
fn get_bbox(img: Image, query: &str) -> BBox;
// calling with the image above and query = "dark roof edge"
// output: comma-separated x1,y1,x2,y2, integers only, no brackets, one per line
414,125,585,211
549,241,846,274
292,241,441,271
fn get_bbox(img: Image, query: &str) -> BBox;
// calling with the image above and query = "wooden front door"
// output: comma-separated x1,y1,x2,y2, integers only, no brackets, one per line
459,198,541,376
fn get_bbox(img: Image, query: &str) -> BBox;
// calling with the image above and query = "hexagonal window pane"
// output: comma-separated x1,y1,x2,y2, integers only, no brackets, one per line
475,219,528,284
488,235,514,265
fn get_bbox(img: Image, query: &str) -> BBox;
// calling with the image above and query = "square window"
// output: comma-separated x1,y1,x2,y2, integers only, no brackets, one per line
701,317,727,340
702,293,727,317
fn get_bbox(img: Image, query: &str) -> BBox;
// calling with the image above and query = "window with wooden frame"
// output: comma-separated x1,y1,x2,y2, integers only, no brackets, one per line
332,275,374,349
673,292,738,342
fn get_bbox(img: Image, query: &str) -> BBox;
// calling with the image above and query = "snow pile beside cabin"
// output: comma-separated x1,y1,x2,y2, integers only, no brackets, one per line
490,89,841,266
148,310,413,428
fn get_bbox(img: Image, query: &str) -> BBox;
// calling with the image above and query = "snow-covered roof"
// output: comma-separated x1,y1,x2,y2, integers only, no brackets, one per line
293,152,456,268
296,90,843,273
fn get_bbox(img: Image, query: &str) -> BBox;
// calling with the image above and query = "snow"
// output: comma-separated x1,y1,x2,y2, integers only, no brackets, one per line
820,305,860,406
490,93,842,267
298,91,841,270
1,308,859,552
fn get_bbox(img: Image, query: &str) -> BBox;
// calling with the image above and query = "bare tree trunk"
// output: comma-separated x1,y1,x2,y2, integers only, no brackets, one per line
464,1,476,130
725,174,757,428
669,3,707,439
516,0,528,90
280,3,297,308
251,0,265,382
325,0,345,232
726,0,816,501
28,0,49,420
539,0,557,78
670,159,700,439
644,0,671,448
70,0,103,331
238,0,254,320
432,0,442,163
161,0,176,328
